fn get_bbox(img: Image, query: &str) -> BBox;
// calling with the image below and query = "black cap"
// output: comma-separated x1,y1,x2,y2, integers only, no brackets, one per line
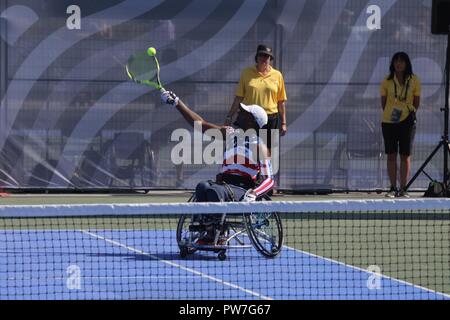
256,44,274,59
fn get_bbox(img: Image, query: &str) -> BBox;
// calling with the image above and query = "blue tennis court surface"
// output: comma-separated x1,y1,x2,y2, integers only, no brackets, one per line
1,229,448,300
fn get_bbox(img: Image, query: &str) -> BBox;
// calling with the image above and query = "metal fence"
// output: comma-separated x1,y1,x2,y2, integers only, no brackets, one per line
0,0,447,191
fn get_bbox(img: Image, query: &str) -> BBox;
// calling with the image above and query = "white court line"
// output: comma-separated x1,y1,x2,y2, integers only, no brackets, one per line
282,243,450,299
4,276,201,281
80,230,273,300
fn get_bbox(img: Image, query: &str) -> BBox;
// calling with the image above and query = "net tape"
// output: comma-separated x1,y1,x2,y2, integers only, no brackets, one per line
1,198,450,217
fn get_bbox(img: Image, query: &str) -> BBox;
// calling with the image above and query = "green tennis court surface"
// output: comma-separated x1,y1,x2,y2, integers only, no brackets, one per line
0,191,401,205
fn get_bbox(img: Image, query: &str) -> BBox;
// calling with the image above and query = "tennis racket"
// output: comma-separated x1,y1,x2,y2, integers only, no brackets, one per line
125,49,165,92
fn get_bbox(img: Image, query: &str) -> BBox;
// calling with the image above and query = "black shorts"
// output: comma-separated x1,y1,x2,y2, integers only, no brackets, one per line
381,113,416,156
265,113,280,151
195,181,247,202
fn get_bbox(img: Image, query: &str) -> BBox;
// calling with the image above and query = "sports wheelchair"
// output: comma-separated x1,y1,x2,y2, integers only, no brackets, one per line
176,193,283,261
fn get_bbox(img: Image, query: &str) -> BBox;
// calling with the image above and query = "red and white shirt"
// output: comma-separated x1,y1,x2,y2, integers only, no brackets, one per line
220,127,274,196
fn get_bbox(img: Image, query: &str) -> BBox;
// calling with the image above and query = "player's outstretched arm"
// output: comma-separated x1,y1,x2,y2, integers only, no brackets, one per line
161,90,228,137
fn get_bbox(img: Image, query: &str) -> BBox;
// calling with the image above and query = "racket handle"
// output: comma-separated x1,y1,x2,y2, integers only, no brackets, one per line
159,87,166,93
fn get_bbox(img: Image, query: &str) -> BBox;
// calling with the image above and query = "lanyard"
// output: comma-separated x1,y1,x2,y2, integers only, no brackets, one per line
393,76,410,102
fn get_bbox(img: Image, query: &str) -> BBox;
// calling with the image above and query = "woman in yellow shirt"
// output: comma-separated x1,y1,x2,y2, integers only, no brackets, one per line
225,44,287,149
380,52,421,198
225,45,287,195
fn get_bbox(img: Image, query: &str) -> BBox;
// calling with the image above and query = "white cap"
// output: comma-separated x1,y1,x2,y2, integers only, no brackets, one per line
239,103,268,128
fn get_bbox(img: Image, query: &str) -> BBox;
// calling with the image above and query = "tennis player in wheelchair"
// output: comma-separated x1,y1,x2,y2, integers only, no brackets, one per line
161,90,283,260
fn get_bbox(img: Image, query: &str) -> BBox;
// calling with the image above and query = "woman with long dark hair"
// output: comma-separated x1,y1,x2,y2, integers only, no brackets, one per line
380,52,421,197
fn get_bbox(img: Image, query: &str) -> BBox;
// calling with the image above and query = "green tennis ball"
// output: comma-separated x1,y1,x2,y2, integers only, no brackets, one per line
147,47,156,56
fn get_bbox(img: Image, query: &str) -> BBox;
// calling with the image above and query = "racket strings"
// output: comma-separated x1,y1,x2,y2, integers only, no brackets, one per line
127,52,158,82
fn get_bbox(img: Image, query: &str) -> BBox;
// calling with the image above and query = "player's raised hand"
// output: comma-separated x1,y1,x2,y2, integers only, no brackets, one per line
161,90,179,107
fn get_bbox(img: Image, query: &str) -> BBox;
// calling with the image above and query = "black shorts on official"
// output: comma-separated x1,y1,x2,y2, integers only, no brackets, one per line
381,113,416,156
265,113,280,151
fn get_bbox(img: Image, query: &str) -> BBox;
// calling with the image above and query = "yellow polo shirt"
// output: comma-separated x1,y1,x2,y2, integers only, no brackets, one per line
380,74,421,123
236,66,287,115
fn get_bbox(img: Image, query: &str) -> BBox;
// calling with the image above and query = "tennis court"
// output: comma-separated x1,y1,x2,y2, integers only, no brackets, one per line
1,192,449,300
1,1,450,302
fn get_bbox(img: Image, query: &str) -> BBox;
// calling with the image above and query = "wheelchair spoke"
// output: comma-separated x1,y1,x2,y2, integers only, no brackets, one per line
252,227,276,244
227,226,250,245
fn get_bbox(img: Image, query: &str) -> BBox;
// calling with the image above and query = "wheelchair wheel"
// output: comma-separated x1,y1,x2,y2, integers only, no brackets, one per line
176,214,198,256
245,211,283,258
176,194,198,256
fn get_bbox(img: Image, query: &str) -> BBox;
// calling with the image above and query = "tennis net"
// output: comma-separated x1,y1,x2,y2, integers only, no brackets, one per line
0,198,449,300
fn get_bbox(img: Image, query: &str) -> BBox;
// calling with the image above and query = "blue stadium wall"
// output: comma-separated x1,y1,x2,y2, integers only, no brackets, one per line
0,0,446,191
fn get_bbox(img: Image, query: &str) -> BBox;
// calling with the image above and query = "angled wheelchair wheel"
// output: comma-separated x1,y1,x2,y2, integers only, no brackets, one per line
176,193,198,256
176,214,198,256
245,195,283,258
245,211,283,258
